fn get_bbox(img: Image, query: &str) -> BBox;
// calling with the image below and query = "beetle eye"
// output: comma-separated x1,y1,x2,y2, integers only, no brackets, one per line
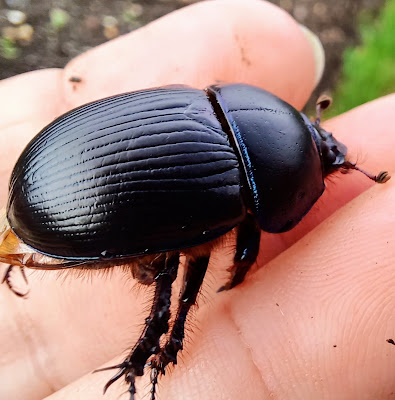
321,142,335,163
326,149,337,164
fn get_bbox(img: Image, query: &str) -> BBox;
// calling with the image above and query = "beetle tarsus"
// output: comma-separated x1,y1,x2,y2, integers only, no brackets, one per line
98,253,209,399
218,214,261,292
148,255,209,399
125,372,137,400
99,364,127,393
2,264,30,297
98,363,137,400
99,253,179,398
150,367,159,400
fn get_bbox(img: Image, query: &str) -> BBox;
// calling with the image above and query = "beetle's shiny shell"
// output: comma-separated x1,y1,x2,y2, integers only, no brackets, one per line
7,83,327,261
8,87,245,259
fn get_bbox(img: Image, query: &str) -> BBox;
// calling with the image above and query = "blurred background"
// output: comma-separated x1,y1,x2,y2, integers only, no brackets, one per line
0,0,394,115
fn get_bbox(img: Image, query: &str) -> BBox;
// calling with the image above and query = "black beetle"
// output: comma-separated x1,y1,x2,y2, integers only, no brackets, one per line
0,83,389,399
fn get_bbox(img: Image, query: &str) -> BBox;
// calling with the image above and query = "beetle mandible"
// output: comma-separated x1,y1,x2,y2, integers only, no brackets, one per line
0,83,390,399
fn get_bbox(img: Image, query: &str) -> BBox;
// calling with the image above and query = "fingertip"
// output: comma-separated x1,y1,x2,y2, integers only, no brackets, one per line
63,0,319,108
0,69,65,127
299,24,325,87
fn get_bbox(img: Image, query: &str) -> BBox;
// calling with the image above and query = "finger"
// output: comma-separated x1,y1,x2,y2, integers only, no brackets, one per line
0,69,63,131
63,0,318,108
258,93,395,266
0,70,64,201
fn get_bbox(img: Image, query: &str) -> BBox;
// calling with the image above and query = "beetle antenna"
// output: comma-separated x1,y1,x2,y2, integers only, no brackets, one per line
315,94,332,126
342,161,390,183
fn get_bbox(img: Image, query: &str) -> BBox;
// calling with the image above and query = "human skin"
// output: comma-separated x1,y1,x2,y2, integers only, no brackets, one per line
0,1,394,399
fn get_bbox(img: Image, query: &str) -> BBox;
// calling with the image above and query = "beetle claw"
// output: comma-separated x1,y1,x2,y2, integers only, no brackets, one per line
94,361,130,394
102,365,128,394
94,361,128,373
217,284,227,292
2,265,30,298
96,362,138,399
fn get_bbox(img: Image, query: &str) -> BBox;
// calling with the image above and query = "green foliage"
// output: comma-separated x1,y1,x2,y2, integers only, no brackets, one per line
328,0,395,116
49,8,70,31
0,38,20,59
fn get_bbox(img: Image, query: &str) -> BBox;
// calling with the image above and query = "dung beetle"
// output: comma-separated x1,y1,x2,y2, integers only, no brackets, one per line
0,83,389,399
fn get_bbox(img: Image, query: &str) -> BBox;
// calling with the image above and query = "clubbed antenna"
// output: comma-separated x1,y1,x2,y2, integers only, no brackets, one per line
342,161,391,183
314,95,390,184
315,94,332,126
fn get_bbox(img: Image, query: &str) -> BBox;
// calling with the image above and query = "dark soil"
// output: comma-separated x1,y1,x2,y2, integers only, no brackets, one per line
0,0,385,105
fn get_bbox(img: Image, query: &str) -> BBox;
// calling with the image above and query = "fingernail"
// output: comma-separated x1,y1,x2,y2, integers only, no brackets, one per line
299,24,325,87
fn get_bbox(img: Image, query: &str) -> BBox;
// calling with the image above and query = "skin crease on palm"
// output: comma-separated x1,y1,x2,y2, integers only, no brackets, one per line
0,0,394,399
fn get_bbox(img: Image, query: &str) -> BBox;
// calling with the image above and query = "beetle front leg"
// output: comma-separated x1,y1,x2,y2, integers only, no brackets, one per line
218,213,261,291
149,255,209,399
98,253,179,400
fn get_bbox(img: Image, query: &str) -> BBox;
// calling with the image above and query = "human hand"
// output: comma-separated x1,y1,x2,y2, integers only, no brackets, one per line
0,1,394,399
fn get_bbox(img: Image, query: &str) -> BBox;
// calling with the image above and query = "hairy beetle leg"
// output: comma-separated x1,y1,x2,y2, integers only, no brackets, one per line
97,253,179,400
218,214,261,292
149,255,210,399
2,264,30,297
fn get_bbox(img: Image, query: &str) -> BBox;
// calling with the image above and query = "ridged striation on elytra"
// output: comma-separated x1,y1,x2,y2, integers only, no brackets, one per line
8,87,244,259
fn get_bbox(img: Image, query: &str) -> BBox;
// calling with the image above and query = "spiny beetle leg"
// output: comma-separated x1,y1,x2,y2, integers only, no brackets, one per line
218,213,261,292
149,255,210,399
99,253,179,400
2,265,30,297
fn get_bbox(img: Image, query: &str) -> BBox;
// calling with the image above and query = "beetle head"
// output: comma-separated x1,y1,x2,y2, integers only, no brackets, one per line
302,94,390,184
306,120,390,184
313,125,347,176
